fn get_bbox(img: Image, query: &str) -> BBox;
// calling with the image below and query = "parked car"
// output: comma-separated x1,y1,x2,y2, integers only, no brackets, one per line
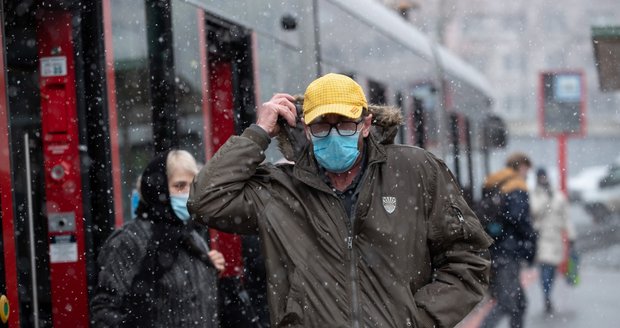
572,160,620,223
567,165,609,202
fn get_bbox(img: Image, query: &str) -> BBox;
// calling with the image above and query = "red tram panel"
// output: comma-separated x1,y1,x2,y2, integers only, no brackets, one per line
37,10,89,327
208,60,244,278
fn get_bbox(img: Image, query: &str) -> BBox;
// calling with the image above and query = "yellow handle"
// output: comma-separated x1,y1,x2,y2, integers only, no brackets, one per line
0,294,9,324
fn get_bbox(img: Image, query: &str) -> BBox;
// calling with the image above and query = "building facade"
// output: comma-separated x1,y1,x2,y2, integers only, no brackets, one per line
385,0,620,134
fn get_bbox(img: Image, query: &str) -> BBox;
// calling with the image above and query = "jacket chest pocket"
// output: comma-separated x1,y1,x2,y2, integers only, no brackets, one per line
442,203,490,245
430,203,471,248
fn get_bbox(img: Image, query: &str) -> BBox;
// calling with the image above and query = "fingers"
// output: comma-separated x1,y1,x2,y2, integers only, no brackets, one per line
271,93,295,102
256,93,298,136
272,97,297,127
274,104,297,127
208,250,226,272
208,250,224,262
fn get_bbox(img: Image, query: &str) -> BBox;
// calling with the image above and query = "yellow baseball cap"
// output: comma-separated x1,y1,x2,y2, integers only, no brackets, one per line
303,73,368,124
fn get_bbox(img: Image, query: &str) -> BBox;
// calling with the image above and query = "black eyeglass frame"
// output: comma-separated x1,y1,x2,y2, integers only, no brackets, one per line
308,119,364,138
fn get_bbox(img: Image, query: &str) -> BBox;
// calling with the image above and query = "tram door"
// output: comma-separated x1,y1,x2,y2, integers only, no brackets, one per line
204,17,257,326
3,2,90,327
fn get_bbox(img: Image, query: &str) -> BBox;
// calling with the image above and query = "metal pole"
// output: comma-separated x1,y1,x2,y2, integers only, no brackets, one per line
24,133,40,328
450,113,461,186
312,0,322,77
558,134,568,195
145,0,178,154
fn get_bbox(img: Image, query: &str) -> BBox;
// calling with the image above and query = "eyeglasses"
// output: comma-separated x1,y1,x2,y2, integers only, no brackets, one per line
309,119,363,138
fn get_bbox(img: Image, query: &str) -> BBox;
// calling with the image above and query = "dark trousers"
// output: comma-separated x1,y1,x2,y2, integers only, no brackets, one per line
219,276,269,328
481,257,527,328
219,277,256,328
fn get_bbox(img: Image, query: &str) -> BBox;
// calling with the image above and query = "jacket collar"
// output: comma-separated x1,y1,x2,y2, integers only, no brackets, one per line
292,134,387,193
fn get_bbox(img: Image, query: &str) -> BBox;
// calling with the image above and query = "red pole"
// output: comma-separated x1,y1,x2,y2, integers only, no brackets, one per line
558,134,568,195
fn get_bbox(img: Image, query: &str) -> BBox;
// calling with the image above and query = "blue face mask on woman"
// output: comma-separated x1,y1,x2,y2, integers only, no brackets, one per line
311,131,360,173
170,193,190,222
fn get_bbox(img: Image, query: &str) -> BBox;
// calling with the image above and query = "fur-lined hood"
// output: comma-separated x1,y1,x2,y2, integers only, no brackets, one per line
277,96,404,162
484,167,528,194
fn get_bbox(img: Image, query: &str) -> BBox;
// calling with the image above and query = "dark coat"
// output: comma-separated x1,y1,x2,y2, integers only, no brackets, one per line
91,152,219,328
189,110,493,328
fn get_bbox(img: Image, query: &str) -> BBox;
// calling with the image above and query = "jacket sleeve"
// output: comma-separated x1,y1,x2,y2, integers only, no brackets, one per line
188,126,272,234
413,154,493,328
90,228,143,328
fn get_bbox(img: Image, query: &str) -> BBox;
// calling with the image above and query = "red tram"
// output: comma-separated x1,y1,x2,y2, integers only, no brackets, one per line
0,0,502,326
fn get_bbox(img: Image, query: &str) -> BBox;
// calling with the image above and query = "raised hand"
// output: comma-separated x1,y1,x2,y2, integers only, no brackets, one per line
256,93,297,138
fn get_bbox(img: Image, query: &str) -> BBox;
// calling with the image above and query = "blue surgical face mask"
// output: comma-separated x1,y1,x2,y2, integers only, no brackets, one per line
170,193,190,222
311,132,360,173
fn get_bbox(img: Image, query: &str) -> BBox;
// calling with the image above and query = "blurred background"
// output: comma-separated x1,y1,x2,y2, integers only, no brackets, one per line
384,1,620,326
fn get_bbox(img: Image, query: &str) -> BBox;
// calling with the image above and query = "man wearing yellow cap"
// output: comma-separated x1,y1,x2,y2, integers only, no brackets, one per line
189,73,492,327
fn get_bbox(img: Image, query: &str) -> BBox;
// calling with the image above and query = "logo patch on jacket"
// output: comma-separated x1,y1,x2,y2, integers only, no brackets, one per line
382,196,397,214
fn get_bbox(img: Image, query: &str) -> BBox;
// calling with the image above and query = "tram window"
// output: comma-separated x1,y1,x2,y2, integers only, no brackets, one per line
413,97,425,148
110,0,153,221
368,80,387,105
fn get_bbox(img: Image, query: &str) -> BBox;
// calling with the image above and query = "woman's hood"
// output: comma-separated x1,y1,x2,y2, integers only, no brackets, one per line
276,96,404,162
135,150,180,224
140,152,171,208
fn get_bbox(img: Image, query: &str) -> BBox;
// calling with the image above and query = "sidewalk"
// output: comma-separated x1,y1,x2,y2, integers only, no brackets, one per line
457,204,620,328
457,266,620,328
456,268,538,328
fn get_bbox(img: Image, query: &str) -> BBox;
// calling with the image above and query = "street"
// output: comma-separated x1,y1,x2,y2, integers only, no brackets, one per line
458,204,620,328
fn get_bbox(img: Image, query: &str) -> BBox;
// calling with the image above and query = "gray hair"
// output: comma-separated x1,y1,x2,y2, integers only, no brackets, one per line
166,150,199,177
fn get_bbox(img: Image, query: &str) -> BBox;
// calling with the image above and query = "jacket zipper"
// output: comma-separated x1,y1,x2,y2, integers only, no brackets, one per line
343,204,361,328
332,160,376,327
336,196,361,328
451,204,467,239
456,208,465,222
347,162,378,328
349,230,361,328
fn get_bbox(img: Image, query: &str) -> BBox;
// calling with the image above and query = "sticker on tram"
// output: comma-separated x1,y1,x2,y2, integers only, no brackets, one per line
40,56,68,77
49,235,78,263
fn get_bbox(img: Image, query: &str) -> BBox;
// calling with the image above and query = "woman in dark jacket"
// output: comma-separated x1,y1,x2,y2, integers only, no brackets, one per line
91,150,224,328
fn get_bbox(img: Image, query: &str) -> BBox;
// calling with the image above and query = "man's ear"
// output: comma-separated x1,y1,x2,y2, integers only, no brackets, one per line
361,113,373,138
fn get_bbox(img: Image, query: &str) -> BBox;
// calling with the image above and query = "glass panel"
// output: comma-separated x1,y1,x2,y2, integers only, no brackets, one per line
172,0,206,164
319,0,433,85
110,0,153,221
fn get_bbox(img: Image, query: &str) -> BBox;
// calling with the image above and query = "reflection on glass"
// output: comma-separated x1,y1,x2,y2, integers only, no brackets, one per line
111,0,152,222
172,0,206,164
